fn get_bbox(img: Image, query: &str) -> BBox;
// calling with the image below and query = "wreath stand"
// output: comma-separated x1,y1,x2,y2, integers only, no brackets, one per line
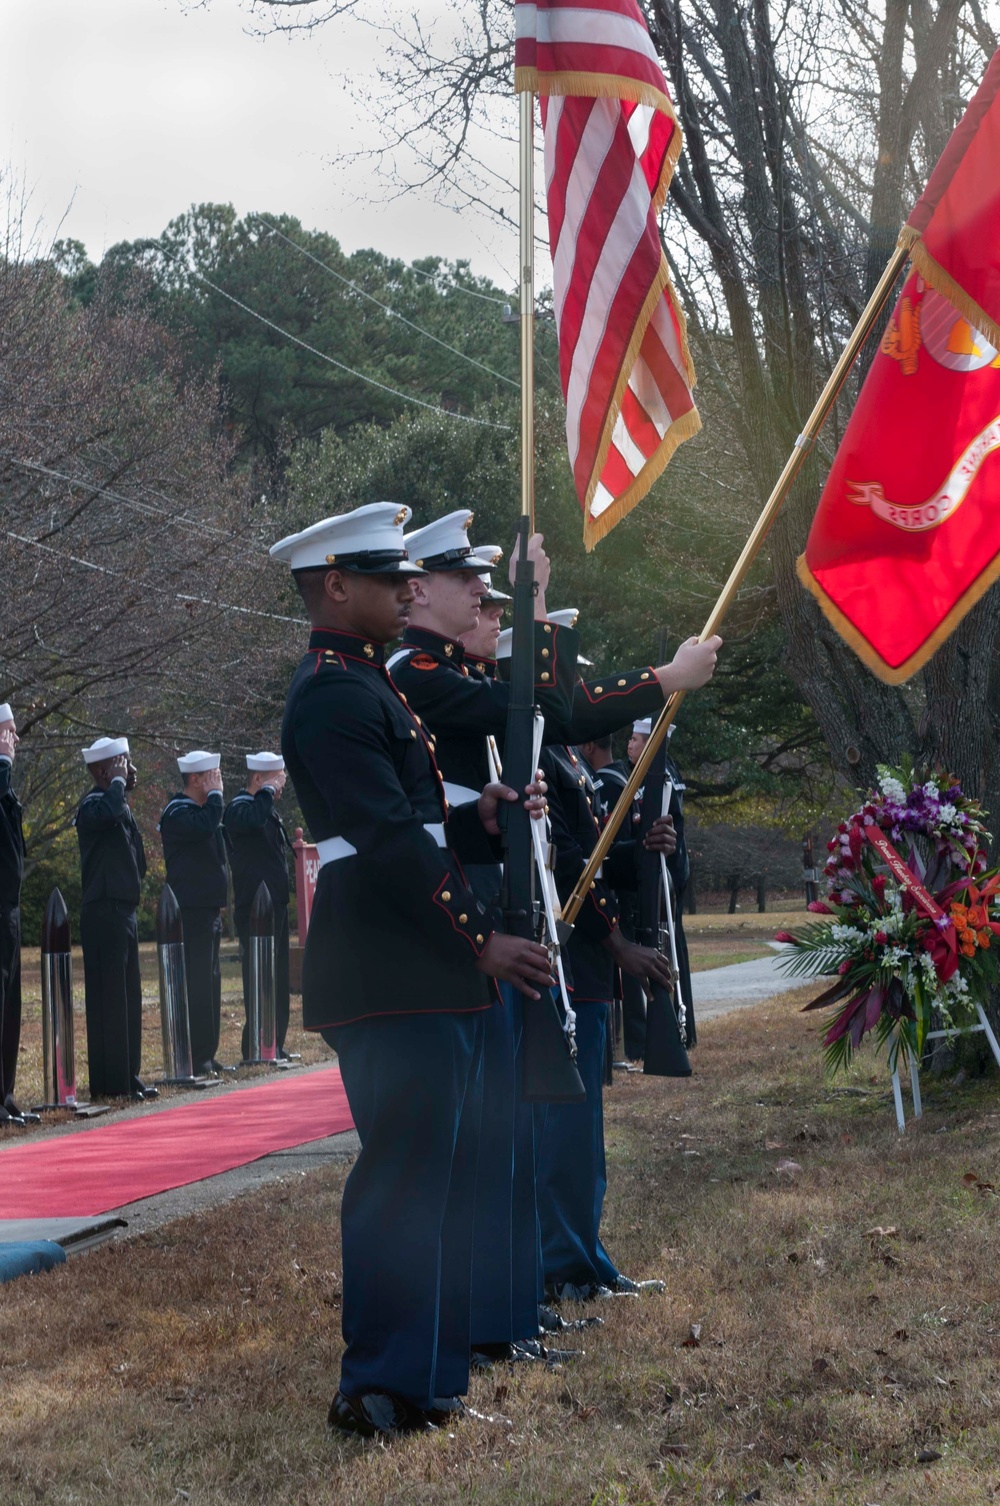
890,1003,1000,1131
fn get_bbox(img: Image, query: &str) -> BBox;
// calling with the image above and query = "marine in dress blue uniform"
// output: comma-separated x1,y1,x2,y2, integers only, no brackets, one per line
271,503,554,1438
75,736,150,1099
158,751,231,1076
0,704,27,1125
390,522,582,1363
223,752,292,1060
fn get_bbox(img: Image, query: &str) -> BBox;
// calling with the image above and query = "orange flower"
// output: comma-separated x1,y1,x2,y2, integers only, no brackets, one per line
978,928,992,949
961,942,977,957
951,902,970,925
969,904,989,929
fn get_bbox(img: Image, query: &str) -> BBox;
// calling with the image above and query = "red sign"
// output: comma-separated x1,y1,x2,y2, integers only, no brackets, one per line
292,828,319,946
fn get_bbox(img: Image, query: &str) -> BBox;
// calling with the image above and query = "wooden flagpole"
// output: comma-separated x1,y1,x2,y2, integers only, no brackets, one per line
560,241,912,930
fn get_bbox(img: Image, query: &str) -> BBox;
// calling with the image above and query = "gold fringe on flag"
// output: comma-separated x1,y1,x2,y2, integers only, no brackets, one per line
897,225,1000,354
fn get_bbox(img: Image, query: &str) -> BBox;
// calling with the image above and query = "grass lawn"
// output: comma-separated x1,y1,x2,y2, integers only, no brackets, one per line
3,982,1000,1504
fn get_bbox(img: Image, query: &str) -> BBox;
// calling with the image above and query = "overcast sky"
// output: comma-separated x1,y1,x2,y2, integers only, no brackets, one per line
0,0,521,286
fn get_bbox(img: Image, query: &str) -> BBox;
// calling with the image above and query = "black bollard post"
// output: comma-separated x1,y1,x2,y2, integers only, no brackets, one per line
243,881,279,1066
34,888,76,1112
156,884,198,1086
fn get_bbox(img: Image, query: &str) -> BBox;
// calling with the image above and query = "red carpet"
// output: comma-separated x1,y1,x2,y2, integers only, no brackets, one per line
0,1067,354,1219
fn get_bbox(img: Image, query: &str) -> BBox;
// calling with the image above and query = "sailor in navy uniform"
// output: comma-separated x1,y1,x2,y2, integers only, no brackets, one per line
159,751,231,1076
75,736,150,1099
271,503,554,1438
0,703,28,1125
388,520,584,1367
223,752,292,1061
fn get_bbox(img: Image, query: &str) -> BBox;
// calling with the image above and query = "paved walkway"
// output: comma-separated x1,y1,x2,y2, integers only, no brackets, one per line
690,947,802,1022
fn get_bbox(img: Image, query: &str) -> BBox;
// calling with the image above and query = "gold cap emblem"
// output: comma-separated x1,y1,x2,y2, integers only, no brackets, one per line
325,554,337,564
394,507,408,527
363,643,375,658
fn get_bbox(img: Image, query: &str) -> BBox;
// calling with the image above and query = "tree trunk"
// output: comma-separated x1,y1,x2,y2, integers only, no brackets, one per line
756,876,767,913
728,876,740,914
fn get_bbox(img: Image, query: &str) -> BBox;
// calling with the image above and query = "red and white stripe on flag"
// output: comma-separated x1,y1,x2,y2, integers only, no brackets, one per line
515,0,700,549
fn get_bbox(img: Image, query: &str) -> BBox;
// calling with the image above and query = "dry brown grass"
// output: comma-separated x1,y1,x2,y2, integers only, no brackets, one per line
3,991,1000,1505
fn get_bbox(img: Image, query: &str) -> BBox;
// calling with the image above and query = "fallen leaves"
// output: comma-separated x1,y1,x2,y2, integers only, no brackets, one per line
961,1170,997,1193
681,1323,702,1348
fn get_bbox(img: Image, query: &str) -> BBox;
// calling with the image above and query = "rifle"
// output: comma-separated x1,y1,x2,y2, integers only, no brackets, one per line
500,518,586,1103
635,729,691,1078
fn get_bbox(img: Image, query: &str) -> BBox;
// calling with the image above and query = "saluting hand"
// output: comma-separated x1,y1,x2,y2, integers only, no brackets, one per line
0,726,17,762
204,768,224,796
125,760,138,792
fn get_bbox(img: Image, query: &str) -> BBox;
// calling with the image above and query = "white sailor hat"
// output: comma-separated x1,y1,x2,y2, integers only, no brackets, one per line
177,750,221,774
475,544,512,604
0,703,13,724
546,609,592,666
632,718,652,735
269,502,424,574
247,751,285,772
82,736,130,765
404,509,494,572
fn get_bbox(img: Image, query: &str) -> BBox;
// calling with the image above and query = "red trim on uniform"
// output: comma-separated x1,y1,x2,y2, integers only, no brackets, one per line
431,875,495,954
577,667,659,704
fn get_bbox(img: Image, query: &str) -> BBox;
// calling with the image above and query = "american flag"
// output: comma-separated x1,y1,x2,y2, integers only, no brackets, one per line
515,0,700,549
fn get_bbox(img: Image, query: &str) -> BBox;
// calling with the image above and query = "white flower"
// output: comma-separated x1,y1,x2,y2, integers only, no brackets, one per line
936,803,961,828
879,774,908,804
831,924,863,945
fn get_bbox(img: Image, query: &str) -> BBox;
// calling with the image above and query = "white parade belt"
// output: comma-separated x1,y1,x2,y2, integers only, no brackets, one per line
443,781,482,807
316,823,447,867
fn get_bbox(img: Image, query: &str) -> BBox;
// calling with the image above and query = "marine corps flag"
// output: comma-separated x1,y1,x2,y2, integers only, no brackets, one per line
515,0,700,549
799,50,1000,683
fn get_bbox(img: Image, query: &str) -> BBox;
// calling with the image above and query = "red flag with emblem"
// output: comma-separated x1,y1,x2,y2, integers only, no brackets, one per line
798,51,1000,683
514,0,700,550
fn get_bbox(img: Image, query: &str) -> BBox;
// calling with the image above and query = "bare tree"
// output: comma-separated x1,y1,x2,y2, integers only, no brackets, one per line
247,0,1000,828
0,207,301,863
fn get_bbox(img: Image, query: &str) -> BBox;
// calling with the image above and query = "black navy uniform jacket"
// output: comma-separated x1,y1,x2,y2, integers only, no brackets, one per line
75,779,147,904
541,745,639,1002
159,791,230,909
223,788,291,912
281,628,503,1031
563,668,667,743
0,759,24,907
389,623,580,798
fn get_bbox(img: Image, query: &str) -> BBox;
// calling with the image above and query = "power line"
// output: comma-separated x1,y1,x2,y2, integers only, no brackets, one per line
405,260,510,305
4,455,245,546
160,252,511,430
4,529,307,625
255,217,519,390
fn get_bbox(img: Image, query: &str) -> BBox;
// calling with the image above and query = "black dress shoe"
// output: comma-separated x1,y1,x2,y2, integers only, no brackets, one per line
3,1095,36,1123
538,1303,604,1334
132,1078,158,1099
545,1279,639,1303
327,1388,435,1439
424,1397,512,1428
210,1058,237,1074
610,1274,666,1295
195,1060,219,1077
0,1103,24,1126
